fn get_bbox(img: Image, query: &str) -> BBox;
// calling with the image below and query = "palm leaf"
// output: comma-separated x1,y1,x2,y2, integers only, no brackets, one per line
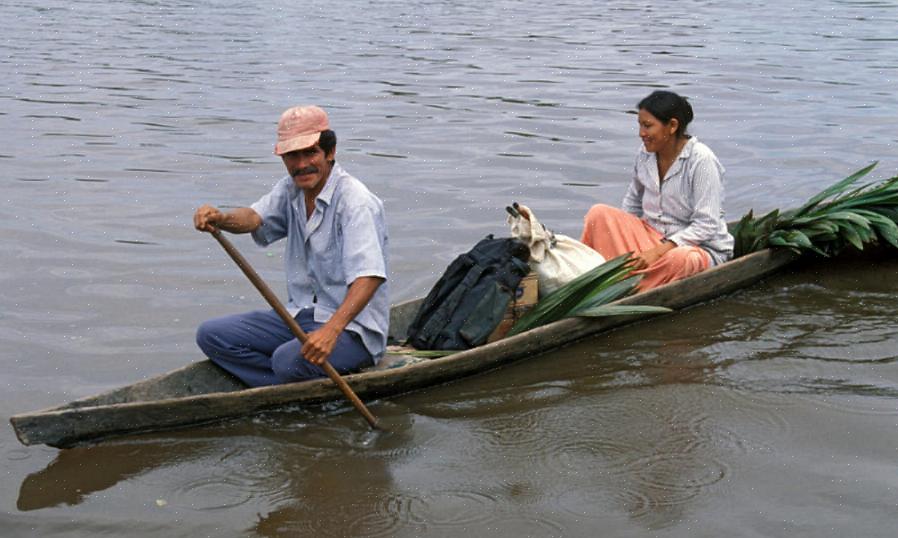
836,220,865,250
574,304,672,317
870,206,898,222
872,222,898,248
507,254,640,336
570,277,641,313
793,162,878,216
733,163,898,257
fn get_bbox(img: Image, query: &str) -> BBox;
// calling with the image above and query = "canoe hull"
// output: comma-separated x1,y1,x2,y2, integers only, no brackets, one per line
10,248,799,448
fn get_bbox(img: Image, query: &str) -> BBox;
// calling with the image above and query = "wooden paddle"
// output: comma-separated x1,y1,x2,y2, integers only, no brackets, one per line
210,228,378,429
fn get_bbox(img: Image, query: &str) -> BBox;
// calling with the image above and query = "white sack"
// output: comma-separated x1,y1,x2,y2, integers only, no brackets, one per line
508,204,605,296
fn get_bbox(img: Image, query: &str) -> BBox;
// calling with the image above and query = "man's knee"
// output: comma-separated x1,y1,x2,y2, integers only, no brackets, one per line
196,319,219,353
271,342,319,382
271,357,296,383
196,315,241,355
272,359,322,383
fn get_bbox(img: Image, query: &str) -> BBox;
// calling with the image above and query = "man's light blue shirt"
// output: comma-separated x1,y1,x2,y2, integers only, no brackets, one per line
250,163,389,362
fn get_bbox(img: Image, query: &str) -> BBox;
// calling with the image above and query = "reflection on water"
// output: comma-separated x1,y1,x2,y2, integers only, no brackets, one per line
18,441,209,512
4,0,898,535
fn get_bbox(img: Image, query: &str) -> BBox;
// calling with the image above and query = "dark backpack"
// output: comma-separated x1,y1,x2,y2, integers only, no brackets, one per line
406,235,531,350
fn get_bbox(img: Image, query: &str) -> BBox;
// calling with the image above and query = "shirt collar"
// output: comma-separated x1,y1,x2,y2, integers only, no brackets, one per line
314,162,342,207
678,136,697,160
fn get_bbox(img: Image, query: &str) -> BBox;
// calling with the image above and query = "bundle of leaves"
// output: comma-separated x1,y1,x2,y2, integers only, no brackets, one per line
732,163,898,257
508,254,670,336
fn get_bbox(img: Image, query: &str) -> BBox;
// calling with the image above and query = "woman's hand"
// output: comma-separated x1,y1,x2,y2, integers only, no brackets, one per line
633,240,676,270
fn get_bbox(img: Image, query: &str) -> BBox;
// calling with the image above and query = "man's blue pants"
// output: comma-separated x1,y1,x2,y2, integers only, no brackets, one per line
196,308,373,387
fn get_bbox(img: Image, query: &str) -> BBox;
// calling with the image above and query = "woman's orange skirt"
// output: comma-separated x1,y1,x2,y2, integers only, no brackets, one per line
580,204,710,291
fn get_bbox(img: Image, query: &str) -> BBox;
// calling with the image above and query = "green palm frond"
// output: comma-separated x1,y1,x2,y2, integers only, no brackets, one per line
731,163,898,257
574,304,672,317
507,254,669,336
793,162,879,216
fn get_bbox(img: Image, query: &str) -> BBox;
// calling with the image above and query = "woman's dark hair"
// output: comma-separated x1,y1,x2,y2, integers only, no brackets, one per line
318,129,337,155
638,91,694,138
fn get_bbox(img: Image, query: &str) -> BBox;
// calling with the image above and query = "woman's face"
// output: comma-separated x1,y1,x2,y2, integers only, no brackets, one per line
638,108,677,154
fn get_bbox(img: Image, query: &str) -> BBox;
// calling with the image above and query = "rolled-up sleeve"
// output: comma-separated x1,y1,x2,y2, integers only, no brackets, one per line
250,178,290,246
340,204,388,284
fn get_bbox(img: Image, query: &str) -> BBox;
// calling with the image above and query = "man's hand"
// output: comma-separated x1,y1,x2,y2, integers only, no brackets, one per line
194,204,224,232
193,206,262,234
301,324,342,365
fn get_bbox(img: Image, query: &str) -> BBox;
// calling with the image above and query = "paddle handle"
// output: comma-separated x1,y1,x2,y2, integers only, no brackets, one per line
210,229,378,429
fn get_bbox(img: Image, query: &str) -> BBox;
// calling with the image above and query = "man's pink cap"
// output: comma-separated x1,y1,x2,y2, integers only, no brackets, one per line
274,105,330,155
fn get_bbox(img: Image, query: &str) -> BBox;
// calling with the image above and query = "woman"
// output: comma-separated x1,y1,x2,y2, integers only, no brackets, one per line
581,90,734,291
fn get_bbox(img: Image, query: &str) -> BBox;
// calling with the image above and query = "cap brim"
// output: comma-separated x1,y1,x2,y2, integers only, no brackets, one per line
274,132,322,155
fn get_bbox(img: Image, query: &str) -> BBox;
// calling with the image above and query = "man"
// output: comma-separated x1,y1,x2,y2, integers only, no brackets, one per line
194,105,389,387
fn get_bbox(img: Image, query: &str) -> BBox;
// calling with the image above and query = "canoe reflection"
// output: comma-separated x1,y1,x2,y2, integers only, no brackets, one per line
17,440,200,511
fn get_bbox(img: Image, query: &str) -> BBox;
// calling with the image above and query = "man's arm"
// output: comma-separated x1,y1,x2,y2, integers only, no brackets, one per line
194,205,262,234
301,276,385,365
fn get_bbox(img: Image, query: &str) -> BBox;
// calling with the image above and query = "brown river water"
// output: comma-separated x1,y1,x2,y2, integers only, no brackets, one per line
3,1,898,536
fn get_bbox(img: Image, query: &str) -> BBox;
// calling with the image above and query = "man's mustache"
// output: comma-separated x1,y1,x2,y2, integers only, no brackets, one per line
291,166,318,178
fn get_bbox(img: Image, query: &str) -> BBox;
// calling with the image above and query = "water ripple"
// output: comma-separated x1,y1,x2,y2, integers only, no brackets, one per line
396,489,498,528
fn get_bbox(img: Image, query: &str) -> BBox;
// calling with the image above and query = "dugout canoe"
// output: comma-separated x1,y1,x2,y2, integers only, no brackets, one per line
10,247,800,448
